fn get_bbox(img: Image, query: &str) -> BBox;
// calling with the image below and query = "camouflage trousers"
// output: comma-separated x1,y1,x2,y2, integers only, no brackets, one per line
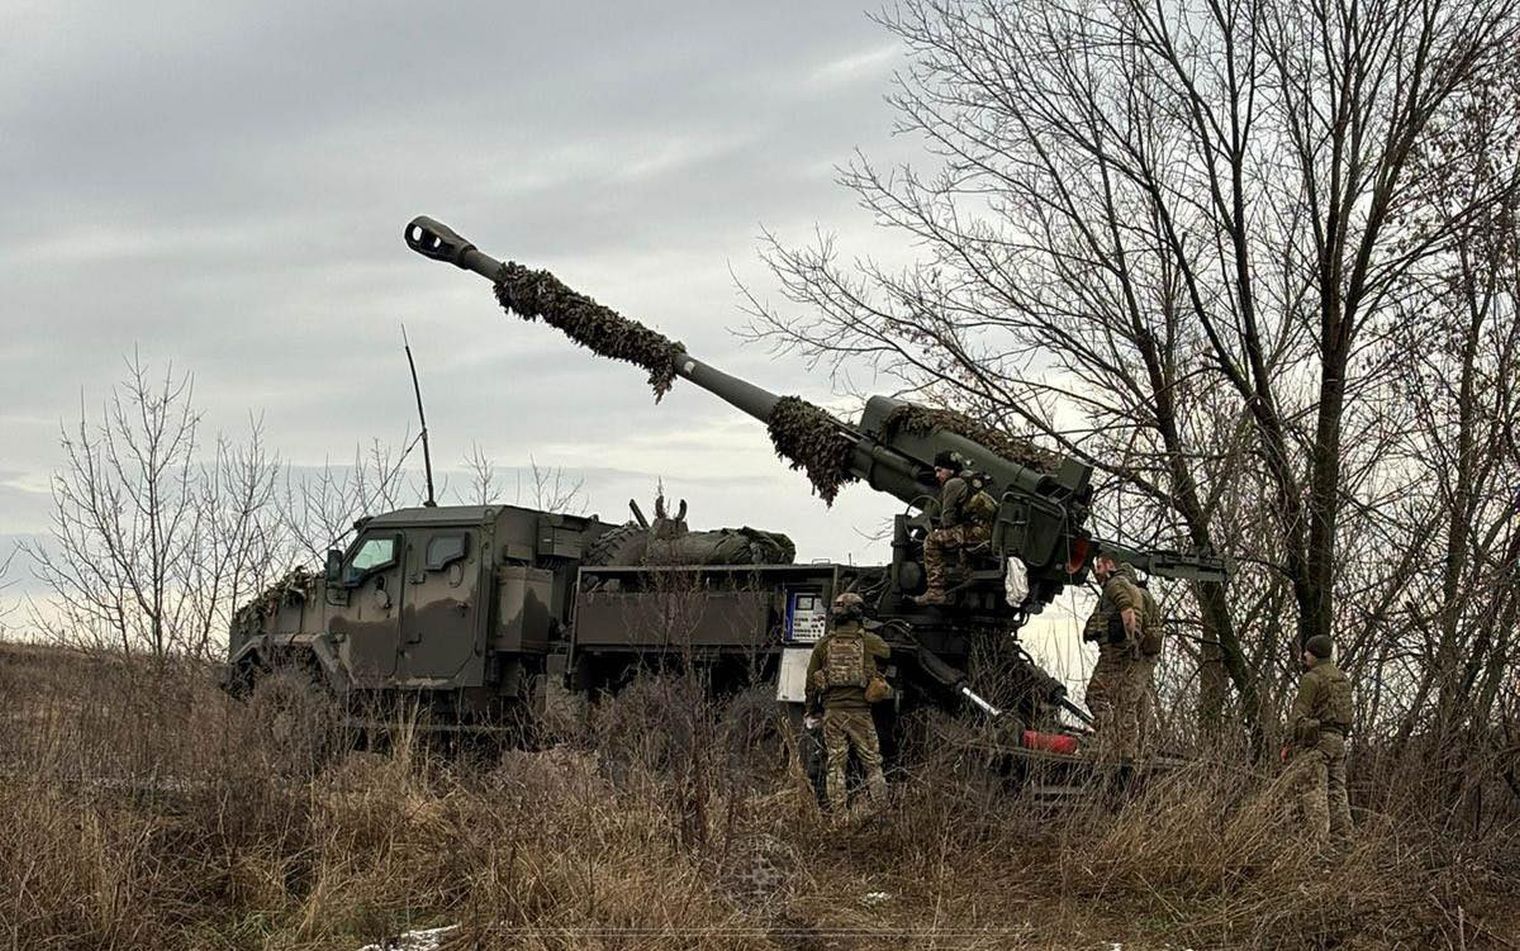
823,707,887,812
1132,654,1158,755
1086,644,1140,762
922,524,990,595
1287,734,1353,848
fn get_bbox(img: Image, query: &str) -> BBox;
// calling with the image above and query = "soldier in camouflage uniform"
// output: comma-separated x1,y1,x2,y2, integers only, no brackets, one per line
1283,634,1355,849
1082,551,1144,762
805,592,891,812
911,451,998,605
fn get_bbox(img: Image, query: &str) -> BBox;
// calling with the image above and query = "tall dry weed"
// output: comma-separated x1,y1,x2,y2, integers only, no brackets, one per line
2,641,1517,949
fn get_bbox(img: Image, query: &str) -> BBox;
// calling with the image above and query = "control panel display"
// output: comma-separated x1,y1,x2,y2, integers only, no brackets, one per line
785,591,828,643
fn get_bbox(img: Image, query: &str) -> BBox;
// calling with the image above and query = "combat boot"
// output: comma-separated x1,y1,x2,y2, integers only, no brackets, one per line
909,590,948,606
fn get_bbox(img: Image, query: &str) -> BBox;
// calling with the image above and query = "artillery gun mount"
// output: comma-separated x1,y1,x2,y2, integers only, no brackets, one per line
221,217,1229,779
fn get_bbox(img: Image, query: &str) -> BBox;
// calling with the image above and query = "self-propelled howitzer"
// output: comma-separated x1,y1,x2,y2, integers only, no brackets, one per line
406,216,1165,617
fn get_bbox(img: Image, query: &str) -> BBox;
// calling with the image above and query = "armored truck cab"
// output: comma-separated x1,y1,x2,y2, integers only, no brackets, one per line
226,503,616,719
224,500,809,724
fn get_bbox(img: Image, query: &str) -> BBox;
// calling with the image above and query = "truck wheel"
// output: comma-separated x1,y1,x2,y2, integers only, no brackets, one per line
721,685,792,786
583,522,647,566
249,668,337,775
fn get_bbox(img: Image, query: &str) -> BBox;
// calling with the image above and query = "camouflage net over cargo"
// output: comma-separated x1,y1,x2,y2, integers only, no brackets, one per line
882,404,1061,473
493,262,682,400
766,396,859,505
234,567,316,626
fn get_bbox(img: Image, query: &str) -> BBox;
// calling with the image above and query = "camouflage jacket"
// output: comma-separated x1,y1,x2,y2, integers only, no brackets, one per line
1290,659,1354,742
805,621,889,712
938,476,973,528
1083,563,1144,645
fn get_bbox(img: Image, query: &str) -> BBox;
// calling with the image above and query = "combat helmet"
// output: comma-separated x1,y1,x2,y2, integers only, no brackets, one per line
831,591,866,622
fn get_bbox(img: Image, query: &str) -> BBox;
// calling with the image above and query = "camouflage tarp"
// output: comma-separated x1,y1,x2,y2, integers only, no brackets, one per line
646,528,796,566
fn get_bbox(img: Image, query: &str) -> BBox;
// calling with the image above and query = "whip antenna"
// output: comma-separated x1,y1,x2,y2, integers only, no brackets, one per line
402,324,437,507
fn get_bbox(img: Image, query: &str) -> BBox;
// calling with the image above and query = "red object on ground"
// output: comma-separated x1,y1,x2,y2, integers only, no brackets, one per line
1022,730,1079,755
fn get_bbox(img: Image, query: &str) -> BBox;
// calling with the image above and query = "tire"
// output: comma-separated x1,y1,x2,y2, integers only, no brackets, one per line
583,522,648,566
248,666,338,775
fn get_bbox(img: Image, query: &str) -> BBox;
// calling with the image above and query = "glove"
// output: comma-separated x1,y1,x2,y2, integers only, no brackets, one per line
804,715,822,731
1279,745,1290,764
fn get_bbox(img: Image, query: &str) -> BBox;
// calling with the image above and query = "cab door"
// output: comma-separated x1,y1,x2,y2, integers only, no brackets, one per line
396,528,483,685
327,531,404,685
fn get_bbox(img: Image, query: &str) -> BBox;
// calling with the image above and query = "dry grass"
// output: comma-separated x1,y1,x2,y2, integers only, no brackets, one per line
1,640,1516,950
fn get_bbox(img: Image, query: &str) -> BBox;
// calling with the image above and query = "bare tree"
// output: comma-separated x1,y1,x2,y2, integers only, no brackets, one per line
518,456,588,515
0,544,19,640
26,354,280,660
462,442,498,505
745,0,1520,745
178,427,282,658
1370,74,1520,765
276,436,421,564
459,445,587,513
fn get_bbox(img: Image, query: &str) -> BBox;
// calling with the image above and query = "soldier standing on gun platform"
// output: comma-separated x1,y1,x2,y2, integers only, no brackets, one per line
911,451,998,605
1082,550,1144,764
806,592,891,813
1282,635,1355,850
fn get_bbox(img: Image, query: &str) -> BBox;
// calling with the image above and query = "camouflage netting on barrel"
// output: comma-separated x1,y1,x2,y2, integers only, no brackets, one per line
766,396,859,505
493,262,682,400
882,404,1060,473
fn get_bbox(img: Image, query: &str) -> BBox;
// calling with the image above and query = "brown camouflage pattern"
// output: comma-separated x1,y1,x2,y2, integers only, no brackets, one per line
765,396,859,504
921,523,990,599
1287,733,1353,848
1086,643,1140,762
822,707,887,811
493,261,682,400
880,404,1059,472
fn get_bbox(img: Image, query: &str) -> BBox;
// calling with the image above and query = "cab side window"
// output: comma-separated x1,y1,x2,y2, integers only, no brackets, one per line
425,533,469,571
346,535,398,583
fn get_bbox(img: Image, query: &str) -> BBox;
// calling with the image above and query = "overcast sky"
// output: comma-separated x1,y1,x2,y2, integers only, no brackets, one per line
0,0,1097,680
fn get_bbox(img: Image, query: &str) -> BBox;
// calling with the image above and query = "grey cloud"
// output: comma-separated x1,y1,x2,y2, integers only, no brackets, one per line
0,0,916,577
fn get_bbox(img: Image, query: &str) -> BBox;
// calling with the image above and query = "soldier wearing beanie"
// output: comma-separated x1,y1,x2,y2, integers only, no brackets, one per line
1283,634,1355,849
910,450,998,605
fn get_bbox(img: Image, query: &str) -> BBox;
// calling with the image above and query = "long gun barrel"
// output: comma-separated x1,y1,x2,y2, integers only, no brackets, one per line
405,216,1226,596
407,216,926,505
407,216,785,424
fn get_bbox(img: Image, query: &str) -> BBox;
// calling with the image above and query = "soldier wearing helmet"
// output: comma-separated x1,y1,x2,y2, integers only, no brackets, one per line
1282,634,1355,849
911,450,999,605
805,591,891,812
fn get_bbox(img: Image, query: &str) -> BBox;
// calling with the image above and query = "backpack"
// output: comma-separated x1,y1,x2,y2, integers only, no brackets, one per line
962,471,999,525
823,631,870,689
1138,583,1165,656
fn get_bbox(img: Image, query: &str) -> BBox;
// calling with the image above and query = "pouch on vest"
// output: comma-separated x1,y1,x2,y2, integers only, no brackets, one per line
1138,588,1165,656
964,486,998,526
1328,676,1354,729
1106,611,1129,645
1294,717,1321,747
823,634,870,689
1082,611,1104,643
